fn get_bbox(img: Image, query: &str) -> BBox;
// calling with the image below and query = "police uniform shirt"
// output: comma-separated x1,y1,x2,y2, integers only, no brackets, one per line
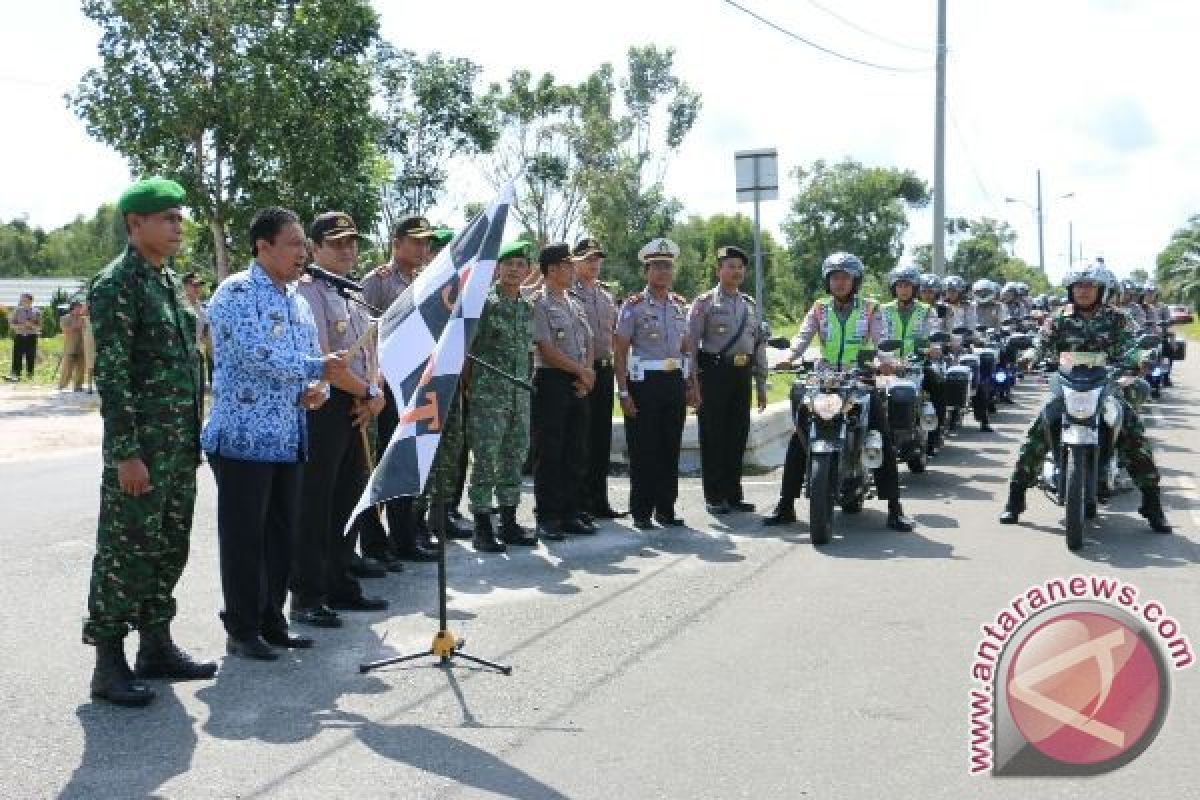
687,287,768,389
532,288,592,369
11,305,41,335
361,263,416,315
298,272,371,381
945,302,978,332
616,288,688,360
572,280,616,361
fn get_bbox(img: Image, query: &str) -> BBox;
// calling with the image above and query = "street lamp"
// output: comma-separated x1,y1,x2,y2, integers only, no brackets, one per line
1005,168,1045,272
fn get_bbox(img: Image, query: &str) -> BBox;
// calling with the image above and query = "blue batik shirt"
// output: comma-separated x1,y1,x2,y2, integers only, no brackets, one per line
201,262,326,463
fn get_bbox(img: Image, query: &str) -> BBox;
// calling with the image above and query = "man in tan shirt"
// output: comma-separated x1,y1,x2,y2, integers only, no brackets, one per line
58,301,87,391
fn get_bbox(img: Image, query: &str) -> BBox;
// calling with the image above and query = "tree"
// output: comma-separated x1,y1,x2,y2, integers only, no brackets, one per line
375,47,499,230
782,159,930,299
0,218,44,277
1156,214,1200,305
944,217,1016,285
70,0,385,280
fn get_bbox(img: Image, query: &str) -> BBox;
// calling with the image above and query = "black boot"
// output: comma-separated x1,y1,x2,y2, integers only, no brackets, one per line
134,626,217,681
91,639,155,706
445,507,474,540
472,512,507,553
886,500,914,532
498,506,538,546
389,502,438,562
1138,487,1173,533
762,497,797,526
999,484,1026,524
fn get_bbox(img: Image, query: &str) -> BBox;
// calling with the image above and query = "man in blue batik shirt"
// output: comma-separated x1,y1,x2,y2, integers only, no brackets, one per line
203,207,348,660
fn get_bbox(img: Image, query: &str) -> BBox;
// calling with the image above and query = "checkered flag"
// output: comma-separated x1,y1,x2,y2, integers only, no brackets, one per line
349,183,514,526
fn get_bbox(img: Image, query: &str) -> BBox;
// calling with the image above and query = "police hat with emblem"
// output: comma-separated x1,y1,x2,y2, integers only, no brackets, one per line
572,238,606,260
310,211,361,243
538,242,573,273
391,215,436,240
638,237,680,266
715,245,749,265
431,227,455,247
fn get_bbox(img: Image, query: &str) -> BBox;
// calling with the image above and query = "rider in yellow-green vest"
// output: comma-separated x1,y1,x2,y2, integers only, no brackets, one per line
881,264,948,453
766,252,914,532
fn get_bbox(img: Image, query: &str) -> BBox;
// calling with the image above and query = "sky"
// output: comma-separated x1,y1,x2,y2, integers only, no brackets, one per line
1,0,1196,283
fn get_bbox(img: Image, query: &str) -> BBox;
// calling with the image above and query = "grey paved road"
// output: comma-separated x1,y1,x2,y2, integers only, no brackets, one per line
2,362,1198,799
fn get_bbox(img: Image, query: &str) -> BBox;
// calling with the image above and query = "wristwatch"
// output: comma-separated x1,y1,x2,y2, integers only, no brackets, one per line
364,384,381,401
618,389,630,399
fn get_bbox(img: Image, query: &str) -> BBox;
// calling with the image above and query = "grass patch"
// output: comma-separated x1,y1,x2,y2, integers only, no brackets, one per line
1179,320,1200,340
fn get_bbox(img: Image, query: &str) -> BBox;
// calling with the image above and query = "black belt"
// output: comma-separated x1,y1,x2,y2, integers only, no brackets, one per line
698,352,753,368
594,357,613,368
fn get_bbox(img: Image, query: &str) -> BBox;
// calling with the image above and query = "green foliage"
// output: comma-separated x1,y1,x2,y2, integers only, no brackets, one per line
70,0,385,279
376,47,499,226
0,206,126,279
0,307,9,338
782,158,930,302
934,216,1050,293
1156,214,1200,305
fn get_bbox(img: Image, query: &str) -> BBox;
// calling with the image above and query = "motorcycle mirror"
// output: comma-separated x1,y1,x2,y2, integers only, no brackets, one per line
878,338,903,354
766,336,791,349
929,331,952,344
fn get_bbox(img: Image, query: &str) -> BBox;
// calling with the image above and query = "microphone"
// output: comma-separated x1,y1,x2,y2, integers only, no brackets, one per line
305,264,364,294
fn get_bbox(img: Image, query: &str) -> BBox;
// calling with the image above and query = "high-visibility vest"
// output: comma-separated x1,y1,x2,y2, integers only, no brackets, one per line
815,296,875,368
881,300,931,357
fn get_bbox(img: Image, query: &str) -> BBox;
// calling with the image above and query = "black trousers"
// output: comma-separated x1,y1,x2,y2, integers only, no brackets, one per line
376,383,416,549
582,361,615,510
778,388,900,503
924,366,947,433
533,368,589,522
697,356,752,504
625,371,686,519
291,390,364,608
210,454,302,640
10,334,36,376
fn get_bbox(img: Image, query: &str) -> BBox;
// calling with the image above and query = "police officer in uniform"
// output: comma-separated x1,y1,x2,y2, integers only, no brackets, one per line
570,237,625,519
999,264,1171,532
687,245,767,515
531,243,595,540
943,275,992,432
291,212,390,630
361,216,440,560
881,265,944,452
766,252,914,532
614,238,697,530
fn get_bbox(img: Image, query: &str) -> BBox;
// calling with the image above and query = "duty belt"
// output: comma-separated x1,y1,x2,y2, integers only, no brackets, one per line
699,351,752,368
628,355,689,382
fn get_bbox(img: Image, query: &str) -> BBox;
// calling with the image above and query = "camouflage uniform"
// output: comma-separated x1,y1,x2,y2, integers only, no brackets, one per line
83,245,201,644
427,398,466,503
466,286,534,511
1009,303,1159,490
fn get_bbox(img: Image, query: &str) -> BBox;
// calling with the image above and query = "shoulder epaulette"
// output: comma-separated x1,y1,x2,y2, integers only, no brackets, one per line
741,292,755,304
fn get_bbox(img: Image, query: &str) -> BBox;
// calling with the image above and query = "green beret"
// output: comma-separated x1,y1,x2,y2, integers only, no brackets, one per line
117,177,186,215
432,227,455,246
498,240,531,262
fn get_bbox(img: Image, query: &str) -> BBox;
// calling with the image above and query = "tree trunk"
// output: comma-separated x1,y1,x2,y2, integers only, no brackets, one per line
210,217,230,282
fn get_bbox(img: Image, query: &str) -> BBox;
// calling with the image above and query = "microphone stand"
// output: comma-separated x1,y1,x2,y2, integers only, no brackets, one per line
308,269,518,676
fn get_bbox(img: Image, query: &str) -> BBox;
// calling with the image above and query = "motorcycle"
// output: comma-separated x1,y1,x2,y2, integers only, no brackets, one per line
876,338,938,473
789,350,881,546
944,326,977,433
1037,351,1125,551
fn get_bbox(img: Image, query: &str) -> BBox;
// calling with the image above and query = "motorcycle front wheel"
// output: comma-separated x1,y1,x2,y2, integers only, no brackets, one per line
809,453,837,546
1065,445,1090,551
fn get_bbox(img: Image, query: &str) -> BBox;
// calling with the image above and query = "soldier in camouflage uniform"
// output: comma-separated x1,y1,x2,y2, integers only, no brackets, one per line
464,241,539,551
83,177,217,707
999,263,1171,532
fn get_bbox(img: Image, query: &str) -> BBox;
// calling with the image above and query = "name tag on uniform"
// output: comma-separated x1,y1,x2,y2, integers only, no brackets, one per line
335,320,348,334
733,353,750,367
663,358,678,371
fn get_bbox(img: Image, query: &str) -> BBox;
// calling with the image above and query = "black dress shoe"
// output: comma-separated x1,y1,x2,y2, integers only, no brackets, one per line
886,502,914,532
706,501,731,515
394,542,439,562
591,505,628,519
561,516,597,535
653,513,686,527
979,423,994,433
763,499,797,526
728,500,756,513
226,636,279,661
328,594,389,612
348,554,387,579
632,516,658,530
262,630,315,649
536,521,565,541
289,606,343,628
363,549,405,573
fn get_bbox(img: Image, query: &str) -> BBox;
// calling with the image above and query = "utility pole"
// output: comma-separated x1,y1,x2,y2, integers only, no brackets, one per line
1036,168,1045,272
1068,221,1073,268
931,0,947,275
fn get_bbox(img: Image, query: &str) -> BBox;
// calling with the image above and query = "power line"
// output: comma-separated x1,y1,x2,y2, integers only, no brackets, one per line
802,0,931,54
720,0,934,73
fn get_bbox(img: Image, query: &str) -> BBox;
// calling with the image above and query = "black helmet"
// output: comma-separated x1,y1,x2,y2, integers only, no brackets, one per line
887,265,921,297
822,252,865,292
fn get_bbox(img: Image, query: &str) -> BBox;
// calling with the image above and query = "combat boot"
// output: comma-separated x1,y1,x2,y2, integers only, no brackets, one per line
1138,487,1173,533
91,639,155,707
998,484,1026,524
134,626,218,681
886,500,914,532
762,497,797,526
498,506,538,546
472,512,506,553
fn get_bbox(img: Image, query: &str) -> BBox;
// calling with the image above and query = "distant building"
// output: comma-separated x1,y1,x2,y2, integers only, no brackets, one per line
0,278,87,308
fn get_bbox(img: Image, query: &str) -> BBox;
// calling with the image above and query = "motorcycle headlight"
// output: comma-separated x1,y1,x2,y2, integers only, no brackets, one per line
1063,387,1103,421
994,370,1008,383
812,392,843,420
1102,395,1121,427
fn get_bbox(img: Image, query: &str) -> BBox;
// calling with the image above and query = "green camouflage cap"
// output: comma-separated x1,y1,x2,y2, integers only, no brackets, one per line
117,177,186,214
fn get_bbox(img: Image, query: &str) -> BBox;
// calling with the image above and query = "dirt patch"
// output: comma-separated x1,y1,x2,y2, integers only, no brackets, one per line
0,386,102,462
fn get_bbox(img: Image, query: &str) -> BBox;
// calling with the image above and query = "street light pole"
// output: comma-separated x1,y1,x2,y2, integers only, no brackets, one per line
932,0,948,275
1068,221,1073,268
